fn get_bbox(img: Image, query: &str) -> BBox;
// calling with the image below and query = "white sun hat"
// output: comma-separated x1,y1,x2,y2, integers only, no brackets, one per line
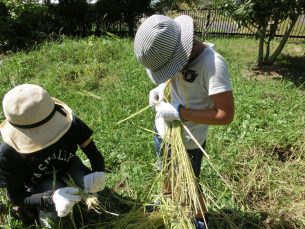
0,84,73,153
134,14,194,84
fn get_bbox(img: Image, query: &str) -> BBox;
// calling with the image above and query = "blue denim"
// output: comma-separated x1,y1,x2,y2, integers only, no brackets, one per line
194,218,207,229
153,131,206,178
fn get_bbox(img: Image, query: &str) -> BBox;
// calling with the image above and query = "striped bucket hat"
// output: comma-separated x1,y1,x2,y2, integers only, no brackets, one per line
134,14,194,84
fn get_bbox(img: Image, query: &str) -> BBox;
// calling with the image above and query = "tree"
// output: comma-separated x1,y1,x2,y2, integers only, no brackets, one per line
95,0,152,36
152,0,200,12
0,1,12,50
0,0,56,50
57,0,89,35
120,0,152,36
219,0,305,66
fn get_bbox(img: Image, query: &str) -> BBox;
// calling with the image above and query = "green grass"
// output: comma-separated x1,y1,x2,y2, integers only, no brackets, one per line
0,36,304,228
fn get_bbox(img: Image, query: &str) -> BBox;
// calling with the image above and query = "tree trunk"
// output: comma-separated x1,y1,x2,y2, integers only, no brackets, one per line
264,19,279,65
257,25,267,67
264,40,270,64
127,21,135,37
202,10,211,41
267,14,299,65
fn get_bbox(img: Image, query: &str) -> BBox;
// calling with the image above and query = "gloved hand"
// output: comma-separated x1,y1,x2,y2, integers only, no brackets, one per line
52,187,81,217
155,116,169,139
155,101,181,122
149,83,166,108
83,171,106,193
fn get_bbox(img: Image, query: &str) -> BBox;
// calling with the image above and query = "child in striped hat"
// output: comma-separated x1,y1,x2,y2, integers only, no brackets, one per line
134,14,234,229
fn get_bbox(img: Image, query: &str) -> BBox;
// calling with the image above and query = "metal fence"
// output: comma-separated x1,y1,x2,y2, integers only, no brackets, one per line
173,9,305,40
96,9,305,40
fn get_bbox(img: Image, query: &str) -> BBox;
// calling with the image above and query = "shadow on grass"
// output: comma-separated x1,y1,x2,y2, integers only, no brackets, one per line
76,186,143,228
275,54,305,88
7,186,301,228
252,54,305,89
3,186,142,229
95,206,301,229
206,208,300,229
67,196,304,229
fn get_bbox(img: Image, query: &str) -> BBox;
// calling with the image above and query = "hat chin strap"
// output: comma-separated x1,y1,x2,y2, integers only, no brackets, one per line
9,104,66,129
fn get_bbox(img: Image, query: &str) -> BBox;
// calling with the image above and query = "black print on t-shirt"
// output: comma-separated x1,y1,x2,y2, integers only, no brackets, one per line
182,69,198,83
30,149,74,184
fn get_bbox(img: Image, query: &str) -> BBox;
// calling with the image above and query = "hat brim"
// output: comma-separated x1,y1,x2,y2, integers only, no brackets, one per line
146,15,194,84
0,98,73,154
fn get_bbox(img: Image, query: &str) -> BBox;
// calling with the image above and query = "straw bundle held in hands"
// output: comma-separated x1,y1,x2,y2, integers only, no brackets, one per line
141,81,207,228
115,81,208,228
156,120,207,228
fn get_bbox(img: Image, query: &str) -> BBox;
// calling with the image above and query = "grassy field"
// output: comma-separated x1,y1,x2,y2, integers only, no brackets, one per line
0,36,304,228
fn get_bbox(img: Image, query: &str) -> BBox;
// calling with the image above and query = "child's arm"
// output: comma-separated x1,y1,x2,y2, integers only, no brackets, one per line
80,138,106,193
80,138,105,172
179,91,234,125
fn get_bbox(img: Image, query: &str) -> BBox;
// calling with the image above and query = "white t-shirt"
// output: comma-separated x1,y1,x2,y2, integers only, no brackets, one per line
169,43,232,149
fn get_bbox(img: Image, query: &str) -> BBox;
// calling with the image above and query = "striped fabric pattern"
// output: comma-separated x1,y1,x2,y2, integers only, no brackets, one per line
134,14,194,84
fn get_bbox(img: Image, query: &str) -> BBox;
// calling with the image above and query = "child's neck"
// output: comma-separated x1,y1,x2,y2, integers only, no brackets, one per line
185,40,205,68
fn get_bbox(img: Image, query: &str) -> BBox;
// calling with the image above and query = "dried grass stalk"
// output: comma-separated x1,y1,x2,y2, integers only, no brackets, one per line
157,120,207,228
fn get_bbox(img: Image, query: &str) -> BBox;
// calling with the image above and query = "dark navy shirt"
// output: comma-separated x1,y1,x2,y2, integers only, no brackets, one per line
0,115,103,208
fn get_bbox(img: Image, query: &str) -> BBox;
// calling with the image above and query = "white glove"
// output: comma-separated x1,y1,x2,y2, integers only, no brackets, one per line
149,83,166,108
155,116,169,139
52,187,81,217
155,101,181,122
83,171,106,193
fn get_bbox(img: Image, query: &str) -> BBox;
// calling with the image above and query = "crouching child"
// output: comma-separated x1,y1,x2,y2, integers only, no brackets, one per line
0,84,106,227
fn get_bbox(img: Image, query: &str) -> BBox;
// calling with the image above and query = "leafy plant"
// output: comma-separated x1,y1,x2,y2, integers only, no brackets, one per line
217,0,305,66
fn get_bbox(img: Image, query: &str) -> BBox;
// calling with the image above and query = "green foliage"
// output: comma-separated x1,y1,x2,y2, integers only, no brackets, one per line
152,0,201,12
0,1,57,51
95,0,152,36
0,1,13,49
221,0,304,29
56,0,90,35
218,0,305,66
0,0,152,51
